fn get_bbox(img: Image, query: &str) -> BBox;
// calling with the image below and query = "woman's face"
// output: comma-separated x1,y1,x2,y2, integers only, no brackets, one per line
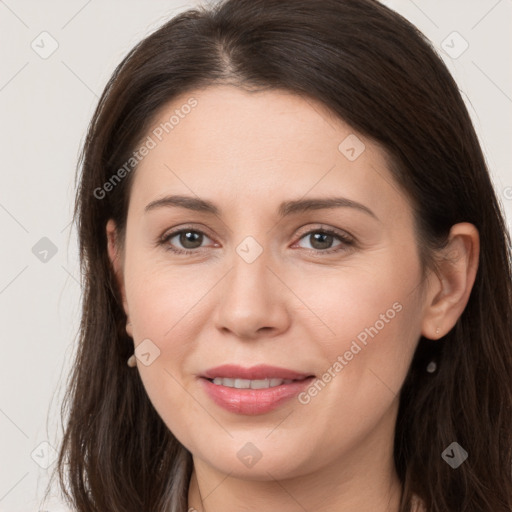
108,85,429,480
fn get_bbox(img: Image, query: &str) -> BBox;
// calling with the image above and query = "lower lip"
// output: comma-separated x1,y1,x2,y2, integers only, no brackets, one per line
199,376,315,415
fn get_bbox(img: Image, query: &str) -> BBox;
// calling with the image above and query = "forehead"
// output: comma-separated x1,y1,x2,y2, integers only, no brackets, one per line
140,85,360,163
128,85,409,221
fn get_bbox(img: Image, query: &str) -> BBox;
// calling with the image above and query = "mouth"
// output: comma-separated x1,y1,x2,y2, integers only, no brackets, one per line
198,364,316,415
203,375,313,389
200,363,315,382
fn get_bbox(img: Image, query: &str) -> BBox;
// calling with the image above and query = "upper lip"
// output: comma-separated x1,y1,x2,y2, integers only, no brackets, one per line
201,364,315,381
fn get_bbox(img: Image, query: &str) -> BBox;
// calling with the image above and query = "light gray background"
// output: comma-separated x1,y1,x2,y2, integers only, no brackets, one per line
0,0,510,510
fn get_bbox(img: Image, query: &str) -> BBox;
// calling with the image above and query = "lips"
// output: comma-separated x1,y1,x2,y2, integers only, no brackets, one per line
200,364,314,381
198,364,316,415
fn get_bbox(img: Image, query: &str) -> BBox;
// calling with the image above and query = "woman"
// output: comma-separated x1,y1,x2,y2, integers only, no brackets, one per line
47,0,512,510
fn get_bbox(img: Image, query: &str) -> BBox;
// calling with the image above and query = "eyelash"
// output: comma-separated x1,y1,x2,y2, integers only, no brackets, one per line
157,225,355,256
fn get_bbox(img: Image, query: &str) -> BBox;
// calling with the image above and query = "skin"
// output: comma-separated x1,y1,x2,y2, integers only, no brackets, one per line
107,85,479,512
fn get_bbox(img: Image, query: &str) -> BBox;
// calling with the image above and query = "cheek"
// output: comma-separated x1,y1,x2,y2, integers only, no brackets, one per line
124,252,209,340
294,246,423,403
298,252,421,352
288,276,422,463
122,253,220,436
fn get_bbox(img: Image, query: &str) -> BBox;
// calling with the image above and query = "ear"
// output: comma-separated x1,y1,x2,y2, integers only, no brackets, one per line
106,219,131,336
421,222,479,340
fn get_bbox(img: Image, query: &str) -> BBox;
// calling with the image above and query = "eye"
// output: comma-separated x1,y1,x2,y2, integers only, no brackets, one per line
294,228,355,254
158,228,215,254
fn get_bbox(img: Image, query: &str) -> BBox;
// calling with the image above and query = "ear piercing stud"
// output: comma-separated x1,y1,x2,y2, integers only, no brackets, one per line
427,327,442,373
426,361,437,373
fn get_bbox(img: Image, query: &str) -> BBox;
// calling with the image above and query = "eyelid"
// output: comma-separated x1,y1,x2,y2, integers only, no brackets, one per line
159,223,214,239
294,223,354,242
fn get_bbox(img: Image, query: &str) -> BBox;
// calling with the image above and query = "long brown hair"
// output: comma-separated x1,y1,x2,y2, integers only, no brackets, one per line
45,0,512,510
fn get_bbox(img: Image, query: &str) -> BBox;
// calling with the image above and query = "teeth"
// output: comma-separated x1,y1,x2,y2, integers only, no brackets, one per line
211,377,294,389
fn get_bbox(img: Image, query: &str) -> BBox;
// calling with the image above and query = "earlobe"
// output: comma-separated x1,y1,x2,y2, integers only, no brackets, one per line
421,222,480,340
106,219,130,320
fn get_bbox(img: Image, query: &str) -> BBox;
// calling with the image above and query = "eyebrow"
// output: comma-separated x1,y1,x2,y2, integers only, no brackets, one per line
144,194,378,220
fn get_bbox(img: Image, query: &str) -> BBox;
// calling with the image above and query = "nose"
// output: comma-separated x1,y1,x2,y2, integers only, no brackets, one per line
213,246,291,340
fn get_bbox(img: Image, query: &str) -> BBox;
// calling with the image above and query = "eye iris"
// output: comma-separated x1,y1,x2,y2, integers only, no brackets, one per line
310,232,333,250
180,231,203,249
